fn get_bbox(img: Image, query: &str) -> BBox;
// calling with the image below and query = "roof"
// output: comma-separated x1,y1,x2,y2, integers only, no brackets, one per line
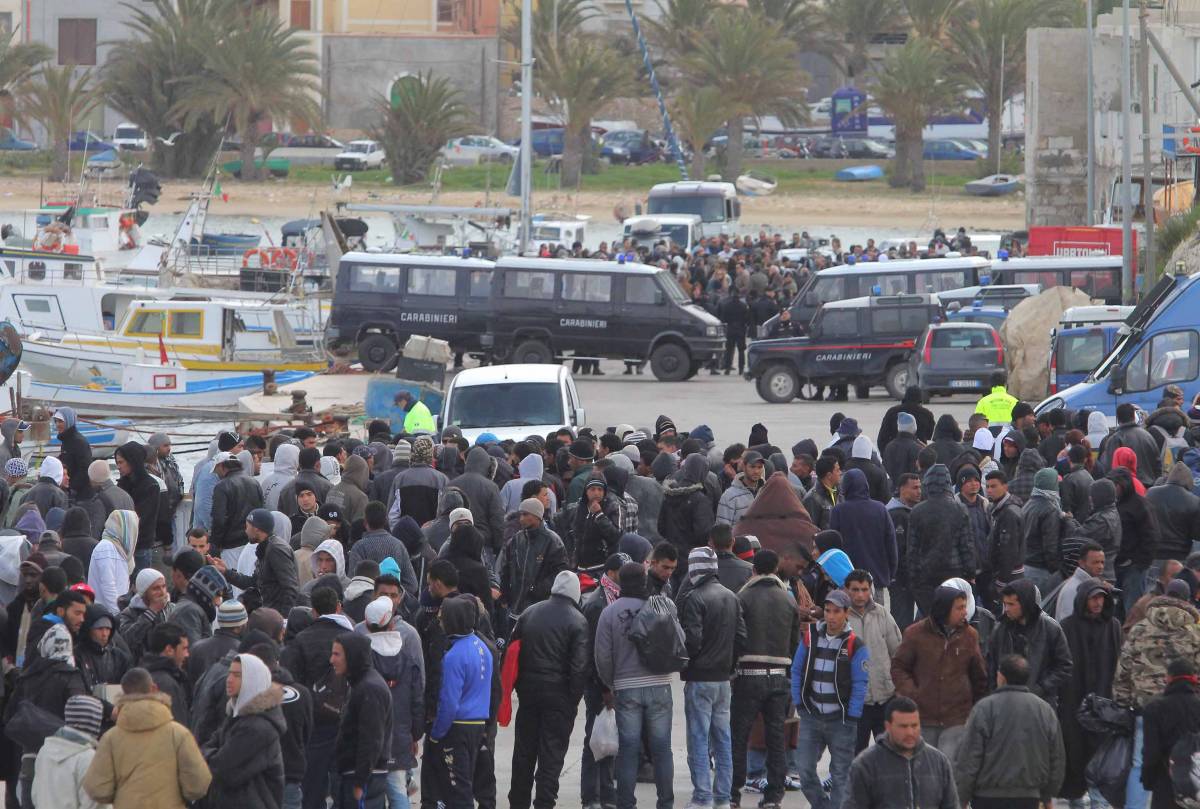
817,256,990,277
341,251,495,270
993,255,1123,270
450,364,566,387
494,256,660,275
648,181,737,197
928,320,996,329
823,293,939,310
623,214,702,229
1059,305,1134,324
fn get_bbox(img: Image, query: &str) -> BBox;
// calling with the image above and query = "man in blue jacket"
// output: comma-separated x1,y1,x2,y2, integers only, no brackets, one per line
426,595,493,809
792,589,869,809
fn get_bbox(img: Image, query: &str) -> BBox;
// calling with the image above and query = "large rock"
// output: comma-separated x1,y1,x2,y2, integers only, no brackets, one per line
999,286,1094,401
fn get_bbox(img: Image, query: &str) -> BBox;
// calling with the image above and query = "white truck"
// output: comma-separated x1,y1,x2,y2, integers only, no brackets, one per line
646,181,740,236
621,213,705,252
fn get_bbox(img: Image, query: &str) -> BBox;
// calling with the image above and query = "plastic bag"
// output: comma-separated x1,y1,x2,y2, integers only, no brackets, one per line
1078,694,1135,736
589,707,618,761
629,594,688,674
3,702,64,751
1170,730,1200,809
1086,732,1133,808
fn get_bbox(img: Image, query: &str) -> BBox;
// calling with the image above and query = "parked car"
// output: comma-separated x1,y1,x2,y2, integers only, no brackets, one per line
910,321,1004,398
601,129,659,164
923,139,982,160
272,133,345,166
67,133,117,153
514,128,565,158
111,123,148,151
0,129,36,151
334,140,385,171
443,135,519,165
842,137,895,159
438,364,585,444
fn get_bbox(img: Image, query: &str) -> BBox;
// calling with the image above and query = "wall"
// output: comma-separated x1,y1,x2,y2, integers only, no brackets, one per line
322,34,500,133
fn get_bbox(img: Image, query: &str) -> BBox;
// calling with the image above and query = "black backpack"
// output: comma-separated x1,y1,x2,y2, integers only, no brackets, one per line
629,594,688,674
1170,730,1200,809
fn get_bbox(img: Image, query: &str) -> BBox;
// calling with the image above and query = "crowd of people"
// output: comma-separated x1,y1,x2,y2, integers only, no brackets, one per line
3,371,1200,808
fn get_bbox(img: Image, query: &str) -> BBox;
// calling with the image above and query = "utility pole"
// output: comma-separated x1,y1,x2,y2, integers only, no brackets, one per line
1121,0,1134,304
1139,0,1155,282
1086,0,1096,225
518,0,533,256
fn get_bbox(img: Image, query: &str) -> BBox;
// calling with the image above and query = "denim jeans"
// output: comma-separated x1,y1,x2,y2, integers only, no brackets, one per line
386,769,411,809
684,680,732,806
1125,715,1148,809
746,745,799,779
614,685,673,809
1118,565,1149,616
283,782,303,809
796,712,857,809
1023,565,1058,599
731,673,790,806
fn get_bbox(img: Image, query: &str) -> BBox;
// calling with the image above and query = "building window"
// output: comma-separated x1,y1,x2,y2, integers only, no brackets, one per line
58,19,97,66
290,0,312,29
438,0,454,22
0,14,12,35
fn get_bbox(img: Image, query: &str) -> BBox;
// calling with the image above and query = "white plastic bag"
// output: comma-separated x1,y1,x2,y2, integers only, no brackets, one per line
589,707,619,760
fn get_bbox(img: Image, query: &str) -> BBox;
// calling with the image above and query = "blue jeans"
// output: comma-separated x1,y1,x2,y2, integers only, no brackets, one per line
1125,715,1148,809
283,782,303,809
684,681,732,806
386,769,411,809
1118,564,1149,615
1023,565,1057,599
614,685,673,809
797,713,857,809
746,745,799,779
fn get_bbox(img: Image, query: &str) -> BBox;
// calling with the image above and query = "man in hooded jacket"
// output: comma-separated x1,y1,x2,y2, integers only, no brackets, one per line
658,453,717,579
876,385,935,450
115,442,161,569
830,469,897,599
450,447,507,559
327,455,370,533
260,442,299,511
210,452,264,563
906,465,976,615
1021,468,1065,596
1079,478,1122,582
0,418,26,468
54,408,92,502
1145,462,1200,577
991,579,1073,708
331,632,393,808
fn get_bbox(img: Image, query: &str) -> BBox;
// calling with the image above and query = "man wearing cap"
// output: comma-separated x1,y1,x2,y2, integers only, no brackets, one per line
791,589,869,809
395,390,435,435
565,438,597,506
509,570,588,809
54,407,93,502
209,450,264,565
0,417,28,468
717,450,765,526
213,508,298,615
187,600,246,682
677,546,745,809
499,498,567,623
572,476,622,572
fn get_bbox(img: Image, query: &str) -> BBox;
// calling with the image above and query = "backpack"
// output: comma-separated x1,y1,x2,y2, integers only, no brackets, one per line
1171,730,1200,808
629,594,689,674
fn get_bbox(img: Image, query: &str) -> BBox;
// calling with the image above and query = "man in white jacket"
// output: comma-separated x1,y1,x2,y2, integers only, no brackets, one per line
32,694,105,809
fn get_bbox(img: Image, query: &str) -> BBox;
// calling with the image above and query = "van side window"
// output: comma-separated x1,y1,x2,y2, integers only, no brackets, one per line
876,274,907,295
561,273,611,303
469,270,491,297
626,276,658,304
349,264,400,294
1071,269,1120,301
915,270,967,292
408,267,456,296
503,270,555,300
1126,330,1199,391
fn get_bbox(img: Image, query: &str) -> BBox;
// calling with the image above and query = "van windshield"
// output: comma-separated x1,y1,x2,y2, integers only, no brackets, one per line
1057,329,1108,375
661,224,691,248
447,382,564,428
647,195,726,222
656,271,689,303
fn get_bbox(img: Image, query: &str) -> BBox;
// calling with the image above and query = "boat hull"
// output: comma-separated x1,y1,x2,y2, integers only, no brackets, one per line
964,174,1020,196
835,165,884,182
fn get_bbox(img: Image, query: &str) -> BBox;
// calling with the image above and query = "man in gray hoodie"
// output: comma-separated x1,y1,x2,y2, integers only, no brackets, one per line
594,562,674,809
450,447,507,559
260,442,299,512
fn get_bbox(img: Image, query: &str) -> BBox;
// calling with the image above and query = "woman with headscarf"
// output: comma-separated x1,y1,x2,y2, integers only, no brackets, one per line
53,407,93,502
1112,446,1146,495
202,653,286,809
115,442,160,569
1109,466,1160,613
87,510,138,612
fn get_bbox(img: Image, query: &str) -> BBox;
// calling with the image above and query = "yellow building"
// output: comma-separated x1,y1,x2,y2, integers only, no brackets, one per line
276,0,500,36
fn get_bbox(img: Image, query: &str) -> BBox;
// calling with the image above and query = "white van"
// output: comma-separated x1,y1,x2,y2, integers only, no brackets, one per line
438,364,585,444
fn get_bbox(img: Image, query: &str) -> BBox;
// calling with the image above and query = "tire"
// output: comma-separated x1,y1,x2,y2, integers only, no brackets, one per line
854,384,871,400
358,334,397,372
686,361,703,379
650,343,691,382
885,362,910,400
756,364,798,403
513,339,553,364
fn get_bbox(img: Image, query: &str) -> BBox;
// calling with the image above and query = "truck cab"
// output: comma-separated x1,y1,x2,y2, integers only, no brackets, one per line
621,214,704,252
646,181,740,236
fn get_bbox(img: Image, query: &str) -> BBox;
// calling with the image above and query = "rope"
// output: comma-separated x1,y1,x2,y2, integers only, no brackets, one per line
622,0,689,180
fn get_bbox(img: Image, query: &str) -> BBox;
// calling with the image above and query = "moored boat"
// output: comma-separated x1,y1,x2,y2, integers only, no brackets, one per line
964,174,1021,196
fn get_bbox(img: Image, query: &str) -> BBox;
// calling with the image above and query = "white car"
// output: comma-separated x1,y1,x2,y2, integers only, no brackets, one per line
442,135,520,166
112,123,147,151
438,364,585,444
334,140,385,171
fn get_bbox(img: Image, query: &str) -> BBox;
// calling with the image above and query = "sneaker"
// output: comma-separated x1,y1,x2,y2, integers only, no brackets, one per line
583,804,602,809
757,802,782,809
784,775,802,791
743,777,768,794
821,775,833,796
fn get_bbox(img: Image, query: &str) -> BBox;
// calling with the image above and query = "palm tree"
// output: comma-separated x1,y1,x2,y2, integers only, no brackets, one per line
18,66,101,180
0,29,51,140
534,33,636,185
374,72,472,185
670,86,727,177
871,38,963,190
503,0,595,52
103,0,234,177
645,0,716,64
747,0,831,57
949,0,1077,167
821,0,905,80
900,0,963,39
173,6,321,181
683,8,809,180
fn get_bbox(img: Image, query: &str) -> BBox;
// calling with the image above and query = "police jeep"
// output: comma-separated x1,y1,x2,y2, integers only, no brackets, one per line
748,294,943,403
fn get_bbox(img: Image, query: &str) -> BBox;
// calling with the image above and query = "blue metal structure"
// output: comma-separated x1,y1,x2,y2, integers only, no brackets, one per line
622,0,689,180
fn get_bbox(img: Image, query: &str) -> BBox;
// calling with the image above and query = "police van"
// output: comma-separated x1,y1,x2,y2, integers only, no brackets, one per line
486,256,725,381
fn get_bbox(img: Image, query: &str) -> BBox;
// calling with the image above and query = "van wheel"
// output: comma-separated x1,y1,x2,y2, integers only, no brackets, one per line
650,343,690,382
686,361,703,379
757,365,798,403
513,339,553,364
358,334,397,372
884,363,910,400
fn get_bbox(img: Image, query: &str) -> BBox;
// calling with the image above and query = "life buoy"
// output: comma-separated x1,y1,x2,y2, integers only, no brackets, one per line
242,247,298,270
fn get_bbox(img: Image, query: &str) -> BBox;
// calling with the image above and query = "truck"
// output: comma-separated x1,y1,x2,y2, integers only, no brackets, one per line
621,214,705,252
646,181,740,235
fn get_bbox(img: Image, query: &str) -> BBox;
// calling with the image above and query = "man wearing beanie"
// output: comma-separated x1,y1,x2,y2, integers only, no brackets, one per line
508,570,588,809
881,411,924,485
213,508,298,615
116,568,177,661
169,550,217,645
1022,467,1064,596
387,435,449,528
677,546,744,809
594,562,676,809
187,600,247,682
33,694,104,809
79,458,133,541
498,497,567,624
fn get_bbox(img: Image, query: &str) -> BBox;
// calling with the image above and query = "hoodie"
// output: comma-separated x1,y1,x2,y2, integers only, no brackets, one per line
658,453,717,553
334,632,394,789
829,468,898,587
989,579,1073,706
907,465,977,589
294,515,331,586
1145,461,1200,561
1008,448,1046,503
429,599,493,740
0,419,21,466
1079,479,1121,580
1086,411,1110,452
500,453,557,515
421,486,468,553
115,441,160,551
327,455,369,530
1112,447,1146,495
202,653,287,809
260,443,299,511
930,415,965,467
449,447,507,553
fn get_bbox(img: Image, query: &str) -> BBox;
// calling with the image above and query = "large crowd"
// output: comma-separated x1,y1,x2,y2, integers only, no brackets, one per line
2,375,1200,809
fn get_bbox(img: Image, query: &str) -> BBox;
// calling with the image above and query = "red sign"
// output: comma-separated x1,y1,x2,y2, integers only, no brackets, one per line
1026,225,1136,275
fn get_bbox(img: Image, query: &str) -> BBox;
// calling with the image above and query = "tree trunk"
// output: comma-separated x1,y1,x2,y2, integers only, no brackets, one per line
51,138,68,182
239,137,259,182
690,143,706,178
889,129,910,189
561,124,586,188
909,135,927,192
723,116,744,182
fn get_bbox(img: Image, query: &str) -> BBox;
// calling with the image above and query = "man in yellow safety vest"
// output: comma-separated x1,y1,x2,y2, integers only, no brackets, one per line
975,371,1018,425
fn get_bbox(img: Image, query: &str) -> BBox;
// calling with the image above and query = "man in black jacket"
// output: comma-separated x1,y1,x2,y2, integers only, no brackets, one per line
843,696,959,809
498,498,567,623
53,407,92,502
907,464,976,616
984,471,1024,606
1059,445,1093,523
140,621,191,727
991,580,1073,708
509,570,588,809
209,451,264,563
718,289,750,375
1145,462,1200,581
332,631,393,809
678,546,746,809
215,508,298,615
1142,657,1200,805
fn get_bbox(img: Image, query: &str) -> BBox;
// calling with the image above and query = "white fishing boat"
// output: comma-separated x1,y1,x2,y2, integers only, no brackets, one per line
19,298,327,387
735,171,778,196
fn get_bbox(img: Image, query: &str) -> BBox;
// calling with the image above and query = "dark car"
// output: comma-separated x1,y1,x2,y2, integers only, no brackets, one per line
910,321,1004,399
843,137,894,159
67,132,117,153
748,294,941,403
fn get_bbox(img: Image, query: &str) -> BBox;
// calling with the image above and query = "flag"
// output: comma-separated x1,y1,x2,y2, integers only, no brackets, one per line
158,333,169,365
214,179,228,202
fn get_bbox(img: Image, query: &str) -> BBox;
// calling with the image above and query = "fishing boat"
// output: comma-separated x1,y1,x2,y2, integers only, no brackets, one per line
735,171,778,196
19,298,326,386
835,165,884,182
964,174,1021,197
